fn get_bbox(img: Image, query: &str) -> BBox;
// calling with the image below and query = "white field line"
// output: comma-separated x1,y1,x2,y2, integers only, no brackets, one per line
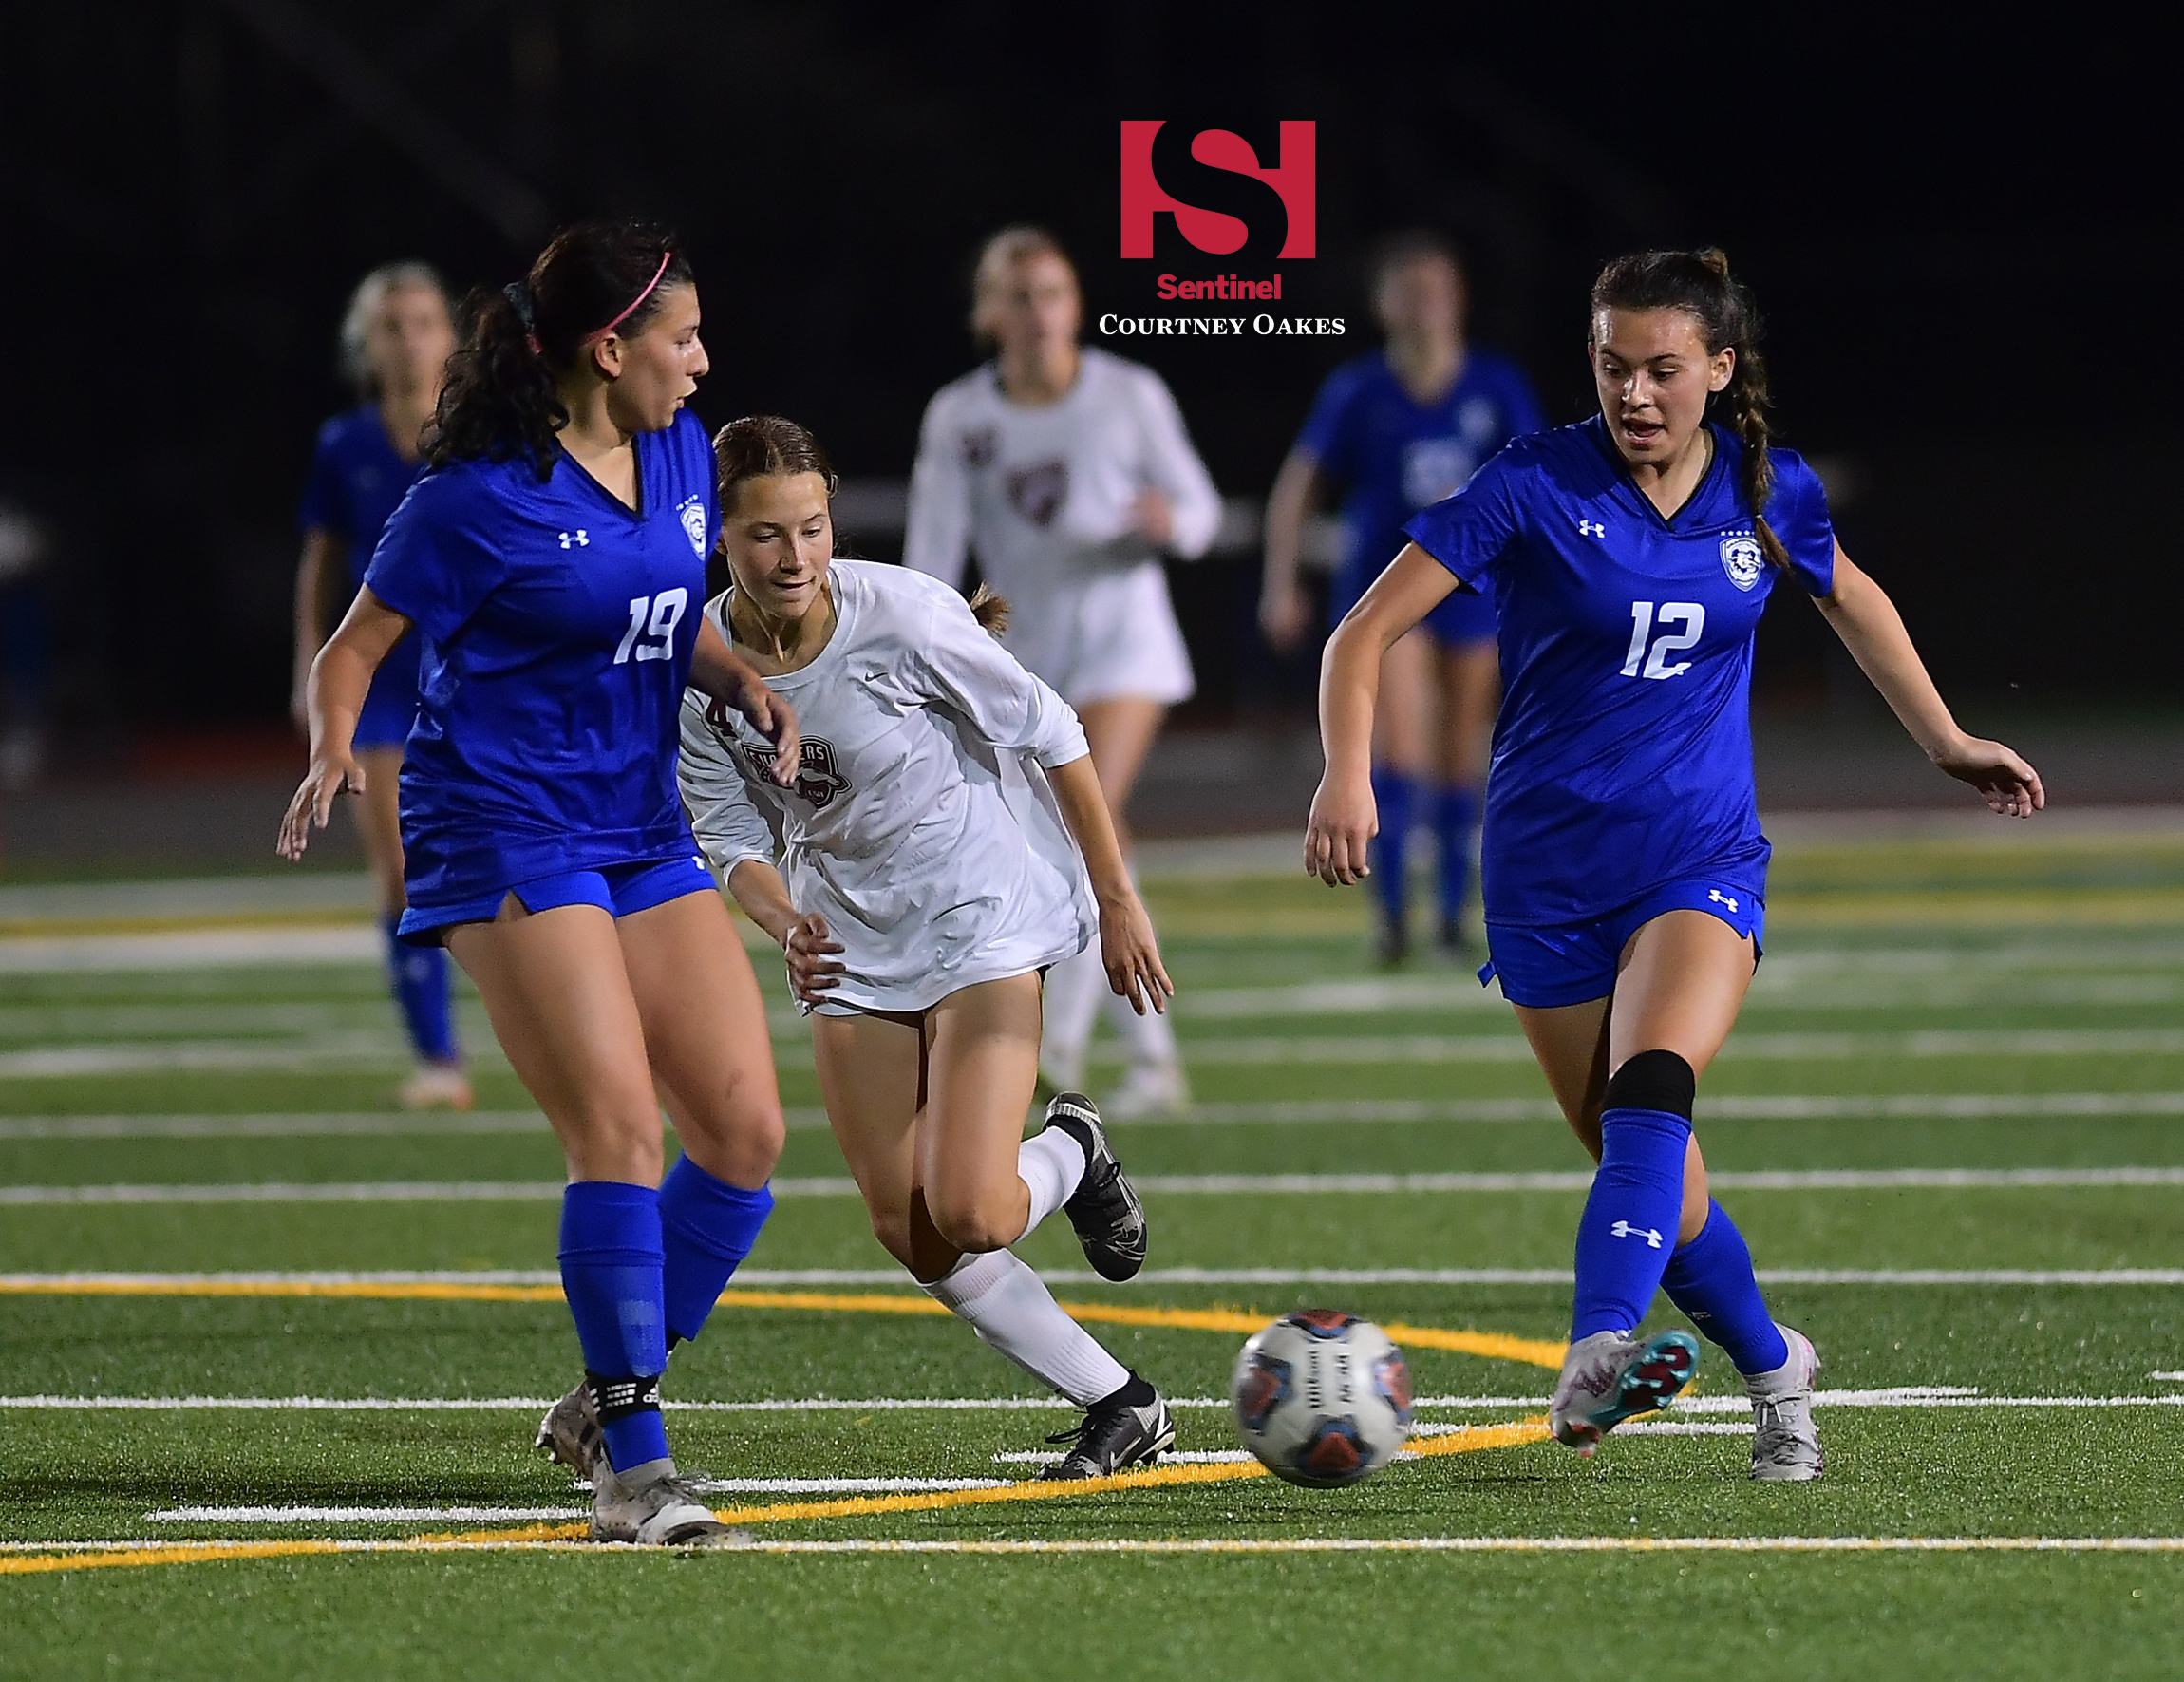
0,928,382,973
5,1027,2178,1079
13,1165,2184,1204
9,1094,2178,1140
0,1109,833,1141
146,1478,1011,1521
9,1535,2184,1559
1179,972,2184,1019
1087,1029,2184,1067
9,1387,2182,1413
15,1266,2184,1289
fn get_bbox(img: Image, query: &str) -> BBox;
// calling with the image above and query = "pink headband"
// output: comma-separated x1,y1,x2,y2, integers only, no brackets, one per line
580,252,674,346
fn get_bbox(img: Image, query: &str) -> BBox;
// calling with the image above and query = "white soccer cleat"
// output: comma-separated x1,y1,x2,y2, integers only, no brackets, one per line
1549,1328,1701,1453
398,1064,474,1112
1101,1057,1190,1122
534,1380,603,1477
589,1459,750,1547
1747,1323,1824,1482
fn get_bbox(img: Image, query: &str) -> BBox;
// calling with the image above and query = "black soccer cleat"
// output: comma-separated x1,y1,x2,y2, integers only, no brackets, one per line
1041,1092,1147,1282
1039,1375,1176,1480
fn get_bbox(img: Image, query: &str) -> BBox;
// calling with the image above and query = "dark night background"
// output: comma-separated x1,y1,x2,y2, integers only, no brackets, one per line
1,4,2175,748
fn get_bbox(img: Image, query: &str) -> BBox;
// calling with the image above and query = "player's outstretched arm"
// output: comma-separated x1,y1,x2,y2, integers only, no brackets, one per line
690,614,800,785
277,586,411,861
1047,754,1175,1016
725,860,844,1006
1306,543,1459,883
1815,540,2043,818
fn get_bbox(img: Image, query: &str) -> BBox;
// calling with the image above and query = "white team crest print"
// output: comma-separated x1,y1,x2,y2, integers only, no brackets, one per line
1720,534,1765,592
678,496,708,558
1401,437,1477,507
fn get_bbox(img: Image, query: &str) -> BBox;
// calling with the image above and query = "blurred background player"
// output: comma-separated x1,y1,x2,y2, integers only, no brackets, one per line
281,221,800,1546
1307,249,2042,1476
292,263,469,1108
680,416,1177,1476
1263,233,1545,963
905,227,1219,1120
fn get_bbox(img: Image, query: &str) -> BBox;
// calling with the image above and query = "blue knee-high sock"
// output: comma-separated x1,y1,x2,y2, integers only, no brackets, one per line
659,1155,775,1345
558,1181,671,1471
1430,784,1479,927
1368,768,1417,924
1571,1106,1691,1341
1661,1200,1789,1375
383,915,458,1065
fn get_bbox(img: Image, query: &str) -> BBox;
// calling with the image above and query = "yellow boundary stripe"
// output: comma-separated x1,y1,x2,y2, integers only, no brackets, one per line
0,1280,1569,1370
0,1421,1552,1573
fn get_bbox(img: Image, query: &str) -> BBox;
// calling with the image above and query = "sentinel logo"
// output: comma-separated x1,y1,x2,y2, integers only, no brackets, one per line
1120,121,1315,258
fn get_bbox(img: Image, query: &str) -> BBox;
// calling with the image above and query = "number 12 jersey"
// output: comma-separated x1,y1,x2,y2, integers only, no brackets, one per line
1402,416,1836,928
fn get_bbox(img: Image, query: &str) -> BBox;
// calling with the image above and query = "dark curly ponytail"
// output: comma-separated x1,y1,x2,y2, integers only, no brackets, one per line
1590,248,1787,570
424,220,694,479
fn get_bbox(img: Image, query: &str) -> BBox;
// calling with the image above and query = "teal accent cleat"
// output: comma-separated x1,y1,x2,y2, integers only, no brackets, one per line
1549,1328,1702,1453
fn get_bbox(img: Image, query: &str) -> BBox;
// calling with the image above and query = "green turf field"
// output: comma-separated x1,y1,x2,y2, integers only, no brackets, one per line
3,819,2183,1679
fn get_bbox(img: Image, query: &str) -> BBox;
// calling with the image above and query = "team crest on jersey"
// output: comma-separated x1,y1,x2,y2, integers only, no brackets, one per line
1007,460,1068,526
960,426,997,469
707,701,852,809
1720,534,1764,592
678,496,708,558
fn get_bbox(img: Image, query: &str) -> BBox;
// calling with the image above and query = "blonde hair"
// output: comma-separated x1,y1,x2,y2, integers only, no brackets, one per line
969,226,1079,344
338,261,449,397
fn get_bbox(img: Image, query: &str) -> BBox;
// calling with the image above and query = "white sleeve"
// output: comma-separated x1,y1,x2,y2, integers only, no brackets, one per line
1132,369,1222,560
677,695,780,875
902,388,973,589
906,585,1089,768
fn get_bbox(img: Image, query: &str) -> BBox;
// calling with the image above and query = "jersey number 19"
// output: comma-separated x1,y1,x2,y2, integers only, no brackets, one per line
614,588,688,665
1621,600,1705,681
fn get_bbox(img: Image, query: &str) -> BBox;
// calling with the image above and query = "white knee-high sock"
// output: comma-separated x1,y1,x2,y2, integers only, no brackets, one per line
919,1249,1129,1406
1041,945,1107,1087
1018,1128,1087,1235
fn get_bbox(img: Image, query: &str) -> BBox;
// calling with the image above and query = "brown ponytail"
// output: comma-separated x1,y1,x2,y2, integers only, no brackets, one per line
966,583,1010,637
1591,248,1789,570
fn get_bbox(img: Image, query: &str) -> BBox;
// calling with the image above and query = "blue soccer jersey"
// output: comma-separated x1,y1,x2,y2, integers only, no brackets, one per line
364,408,719,918
1402,417,1835,926
301,406,433,747
1296,347,1547,641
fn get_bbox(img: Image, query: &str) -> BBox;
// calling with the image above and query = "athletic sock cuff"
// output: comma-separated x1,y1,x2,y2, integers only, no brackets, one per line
658,1157,774,1260
918,1248,1017,1311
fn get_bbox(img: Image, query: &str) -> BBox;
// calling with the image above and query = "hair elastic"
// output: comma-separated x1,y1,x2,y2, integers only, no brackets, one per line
581,251,674,346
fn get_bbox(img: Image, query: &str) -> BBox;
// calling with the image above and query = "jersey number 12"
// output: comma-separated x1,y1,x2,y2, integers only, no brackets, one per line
614,588,688,665
1621,601,1705,681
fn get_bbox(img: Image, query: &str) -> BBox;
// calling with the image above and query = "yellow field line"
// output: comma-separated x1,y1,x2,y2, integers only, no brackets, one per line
0,1420,1553,1574
0,1280,1568,1370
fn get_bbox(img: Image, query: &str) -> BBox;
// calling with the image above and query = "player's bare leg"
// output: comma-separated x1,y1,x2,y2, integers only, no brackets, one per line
816,978,1169,1474
448,901,745,1541
357,745,469,1110
1367,629,1435,965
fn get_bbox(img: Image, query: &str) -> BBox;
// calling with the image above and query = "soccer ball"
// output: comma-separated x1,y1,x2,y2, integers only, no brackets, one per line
1231,1310,1413,1487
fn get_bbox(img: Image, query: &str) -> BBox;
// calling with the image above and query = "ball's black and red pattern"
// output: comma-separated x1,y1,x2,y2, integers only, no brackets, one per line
1292,1417,1369,1487
1285,1308,1359,1338
1234,1353,1292,1434
1373,1351,1414,1425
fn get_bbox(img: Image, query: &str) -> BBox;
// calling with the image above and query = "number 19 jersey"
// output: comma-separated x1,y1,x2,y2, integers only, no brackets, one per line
363,407,718,915
1402,417,1836,927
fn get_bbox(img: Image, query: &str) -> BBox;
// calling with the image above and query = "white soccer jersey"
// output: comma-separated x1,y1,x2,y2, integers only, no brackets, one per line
678,561,1096,1013
903,348,1220,706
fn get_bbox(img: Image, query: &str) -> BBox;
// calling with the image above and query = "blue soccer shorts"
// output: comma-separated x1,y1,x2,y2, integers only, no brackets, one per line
1478,877,1764,1009
399,853,717,945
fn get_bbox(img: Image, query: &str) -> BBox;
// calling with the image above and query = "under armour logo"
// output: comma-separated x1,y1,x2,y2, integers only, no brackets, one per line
1610,1220,1664,1249
1707,889,1740,913
1576,519,1606,539
559,530,590,548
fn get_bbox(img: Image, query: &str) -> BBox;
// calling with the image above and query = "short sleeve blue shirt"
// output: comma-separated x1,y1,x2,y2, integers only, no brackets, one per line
364,407,720,912
1296,348,1546,633
300,406,429,743
1403,417,1835,926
